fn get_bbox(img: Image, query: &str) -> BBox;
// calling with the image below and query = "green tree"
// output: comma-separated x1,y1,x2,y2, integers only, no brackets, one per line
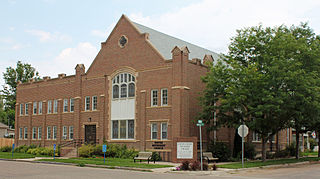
199,23,320,162
1,61,40,127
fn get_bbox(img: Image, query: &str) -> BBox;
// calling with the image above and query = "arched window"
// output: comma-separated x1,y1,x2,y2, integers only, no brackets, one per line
112,72,135,99
113,85,119,99
121,84,127,98
128,83,135,97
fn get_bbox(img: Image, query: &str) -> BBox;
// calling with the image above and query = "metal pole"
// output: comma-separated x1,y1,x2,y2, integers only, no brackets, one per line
200,125,203,171
242,122,244,168
104,152,106,164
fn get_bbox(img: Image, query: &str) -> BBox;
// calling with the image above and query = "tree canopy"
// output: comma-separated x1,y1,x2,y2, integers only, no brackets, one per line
199,23,320,161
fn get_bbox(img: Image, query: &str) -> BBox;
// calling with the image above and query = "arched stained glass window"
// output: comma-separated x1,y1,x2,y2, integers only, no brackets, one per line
112,72,135,99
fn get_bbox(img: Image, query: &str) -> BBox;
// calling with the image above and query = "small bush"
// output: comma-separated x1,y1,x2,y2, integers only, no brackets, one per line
79,144,95,158
208,141,231,162
274,149,290,158
180,161,190,170
286,143,296,156
244,142,256,160
190,160,200,171
0,146,12,152
26,147,58,156
78,144,138,159
151,152,162,161
309,138,317,151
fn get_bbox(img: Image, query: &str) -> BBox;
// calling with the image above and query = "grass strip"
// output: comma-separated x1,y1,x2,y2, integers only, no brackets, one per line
0,152,41,159
38,157,173,169
218,157,320,169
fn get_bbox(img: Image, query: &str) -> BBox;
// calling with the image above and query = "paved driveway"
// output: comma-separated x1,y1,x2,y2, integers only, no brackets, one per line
0,160,319,179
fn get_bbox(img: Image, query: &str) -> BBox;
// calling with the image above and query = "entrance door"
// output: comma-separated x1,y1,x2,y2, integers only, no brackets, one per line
85,125,96,144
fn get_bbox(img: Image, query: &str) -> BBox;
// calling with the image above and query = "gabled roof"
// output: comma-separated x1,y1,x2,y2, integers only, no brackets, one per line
132,22,220,61
0,122,9,129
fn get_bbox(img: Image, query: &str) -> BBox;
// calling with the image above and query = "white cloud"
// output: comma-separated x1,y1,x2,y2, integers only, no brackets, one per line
129,0,320,54
91,30,107,38
36,42,98,78
26,29,72,43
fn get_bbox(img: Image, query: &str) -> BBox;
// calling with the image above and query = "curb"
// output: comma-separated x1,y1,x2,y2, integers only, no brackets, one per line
0,158,153,172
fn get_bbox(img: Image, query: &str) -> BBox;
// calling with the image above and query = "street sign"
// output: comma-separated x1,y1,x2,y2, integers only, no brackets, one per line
196,123,204,126
53,144,56,160
12,144,15,150
198,120,203,124
102,145,107,153
238,125,248,137
197,120,204,170
53,144,56,151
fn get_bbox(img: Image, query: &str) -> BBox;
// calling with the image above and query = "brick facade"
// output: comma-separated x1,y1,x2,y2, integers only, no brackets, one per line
15,15,291,161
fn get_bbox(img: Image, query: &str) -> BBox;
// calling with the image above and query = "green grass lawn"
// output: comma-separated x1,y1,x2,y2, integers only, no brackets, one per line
218,157,320,169
302,151,318,156
0,152,40,159
38,157,173,169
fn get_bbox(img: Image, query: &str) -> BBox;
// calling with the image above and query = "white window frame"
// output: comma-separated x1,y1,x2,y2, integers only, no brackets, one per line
20,104,23,116
151,123,158,140
25,103,29,115
38,127,42,140
111,119,134,140
33,102,37,114
47,126,51,139
70,98,74,112
112,73,135,100
32,127,36,139
53,126,57,140
92,96,97,110
151,89,158,106
161,88,168,106
48,100,52,114
63,99,68,112
85,96,90,111
53,100,58,113
161,122,168,140
24,127,28,139
38,101,42,114
19,128,23,139
252,131,261,142
63,126,67,140
69,126,74,140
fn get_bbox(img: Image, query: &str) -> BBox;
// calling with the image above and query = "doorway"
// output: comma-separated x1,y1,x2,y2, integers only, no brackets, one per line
85,125,96,144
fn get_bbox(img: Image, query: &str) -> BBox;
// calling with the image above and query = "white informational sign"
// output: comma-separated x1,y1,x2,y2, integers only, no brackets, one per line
238,125,249,137
177,142,193,159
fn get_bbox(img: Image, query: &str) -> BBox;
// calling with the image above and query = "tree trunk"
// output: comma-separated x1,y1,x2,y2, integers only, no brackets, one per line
276,132,279,152
262,137,267,162
295,131,300,159
317,131,320,158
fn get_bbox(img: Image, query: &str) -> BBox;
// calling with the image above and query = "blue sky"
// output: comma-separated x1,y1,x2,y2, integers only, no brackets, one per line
1,0,320,87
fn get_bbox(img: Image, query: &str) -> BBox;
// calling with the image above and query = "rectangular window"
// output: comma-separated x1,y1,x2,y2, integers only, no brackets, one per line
53,126,57,140
63,126,67,139
25,103,29,115
161,123,168,140
53,100,58,113
33,102,37,114
85,96,90,111
63,99,68,112
32,127,36,139
47,126,51,139
48,100,52,114
20,104,23,115
151,123,158,140
39,101,42,114
19,128,23,139
151,89,158,106
70,98,74,112
252,131,261,142
69,126,74,140
161,89,168,106
38,127,42,140
24,127,28,139
112,120,134,139
92,96,97,110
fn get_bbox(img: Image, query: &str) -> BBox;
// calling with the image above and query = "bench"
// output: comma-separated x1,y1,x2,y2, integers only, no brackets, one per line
202,152,219,164
134,152,154,164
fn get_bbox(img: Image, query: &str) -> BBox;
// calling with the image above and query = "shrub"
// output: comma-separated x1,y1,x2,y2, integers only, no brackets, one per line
309,138,317,151
26,147,58,156
208,141,231,162
274,149,290,158
244,142,256,160
180,161,190,170
79,144,95,158
286,142,297,157
190,160,200,171
78,144,138,159
151,152,162,161
0,146,12,152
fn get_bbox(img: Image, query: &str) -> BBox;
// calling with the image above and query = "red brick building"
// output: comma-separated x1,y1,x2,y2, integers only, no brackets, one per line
15,15,292,161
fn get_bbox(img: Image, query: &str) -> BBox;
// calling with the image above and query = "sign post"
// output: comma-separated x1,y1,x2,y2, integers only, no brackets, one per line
53,144,56,160
102,144,107,164
12,144,15,159
197,120,204,171
238,124,248,168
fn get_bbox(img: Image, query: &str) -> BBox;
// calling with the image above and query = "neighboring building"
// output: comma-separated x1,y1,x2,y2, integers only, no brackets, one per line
15,15,291,161
0,122,14,138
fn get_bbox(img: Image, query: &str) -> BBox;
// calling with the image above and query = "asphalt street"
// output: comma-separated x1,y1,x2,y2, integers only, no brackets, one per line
0,160,319,179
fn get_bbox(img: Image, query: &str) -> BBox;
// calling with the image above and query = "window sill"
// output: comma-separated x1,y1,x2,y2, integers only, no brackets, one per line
108,139,139,143
146,139,171,142
146,105,171,109
81,110,99,113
